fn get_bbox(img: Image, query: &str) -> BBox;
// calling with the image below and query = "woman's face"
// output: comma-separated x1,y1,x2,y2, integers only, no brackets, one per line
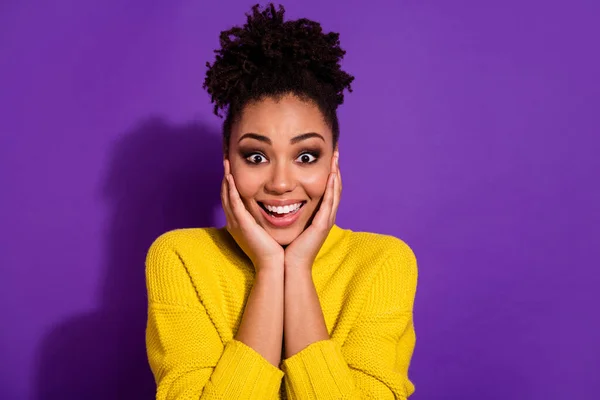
227,93,336,246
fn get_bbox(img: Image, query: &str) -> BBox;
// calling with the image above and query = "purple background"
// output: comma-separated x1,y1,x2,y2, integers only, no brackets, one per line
2,1,599,399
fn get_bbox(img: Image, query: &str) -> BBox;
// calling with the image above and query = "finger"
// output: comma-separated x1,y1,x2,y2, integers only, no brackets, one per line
315,172,336,228
221,160,229,208
221,175,234,222
335,152,342,192
330,151,337,172
221,163,236,227
331,168,341,225
224,160,245,221
226,174,251,223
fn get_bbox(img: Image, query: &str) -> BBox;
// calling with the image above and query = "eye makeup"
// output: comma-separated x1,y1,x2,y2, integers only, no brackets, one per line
240,150,267,165
237,145,324,165
295,149,321,164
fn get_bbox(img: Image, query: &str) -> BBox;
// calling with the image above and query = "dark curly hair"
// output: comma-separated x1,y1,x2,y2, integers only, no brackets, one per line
203,3,354,152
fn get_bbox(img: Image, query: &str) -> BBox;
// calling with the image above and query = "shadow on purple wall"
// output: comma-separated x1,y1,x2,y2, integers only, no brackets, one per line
35,117,223,399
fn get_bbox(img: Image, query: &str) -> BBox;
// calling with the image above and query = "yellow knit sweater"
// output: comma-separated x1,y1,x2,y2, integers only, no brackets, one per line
145,224,418,399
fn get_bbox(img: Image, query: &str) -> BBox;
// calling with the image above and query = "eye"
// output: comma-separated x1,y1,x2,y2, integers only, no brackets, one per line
245,153,268,164
296,152,318,164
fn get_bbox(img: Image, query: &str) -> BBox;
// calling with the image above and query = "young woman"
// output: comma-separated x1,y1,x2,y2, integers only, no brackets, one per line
145,4,418,399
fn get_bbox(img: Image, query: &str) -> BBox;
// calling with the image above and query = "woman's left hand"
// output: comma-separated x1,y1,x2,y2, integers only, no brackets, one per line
284,150,341,272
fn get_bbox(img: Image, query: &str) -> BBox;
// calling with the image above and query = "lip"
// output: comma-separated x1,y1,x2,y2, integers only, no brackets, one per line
258,199,306,207
258,201,305,228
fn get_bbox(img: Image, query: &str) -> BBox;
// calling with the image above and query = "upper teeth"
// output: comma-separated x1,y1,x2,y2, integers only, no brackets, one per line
264,202,302,214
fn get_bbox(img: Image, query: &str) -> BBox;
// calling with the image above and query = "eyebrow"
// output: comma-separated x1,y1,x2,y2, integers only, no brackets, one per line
238,132,325,145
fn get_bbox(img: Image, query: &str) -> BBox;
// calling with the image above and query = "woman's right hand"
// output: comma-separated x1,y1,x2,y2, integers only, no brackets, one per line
221,159,284,272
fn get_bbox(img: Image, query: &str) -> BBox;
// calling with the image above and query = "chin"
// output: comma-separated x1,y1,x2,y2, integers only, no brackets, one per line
265,226,303,246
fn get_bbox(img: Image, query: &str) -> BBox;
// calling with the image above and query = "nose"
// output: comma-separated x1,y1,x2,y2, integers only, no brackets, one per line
264,161,295,194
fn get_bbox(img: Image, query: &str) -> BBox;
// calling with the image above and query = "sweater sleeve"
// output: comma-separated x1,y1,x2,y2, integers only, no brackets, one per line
145,233,284,399
280,241,418,399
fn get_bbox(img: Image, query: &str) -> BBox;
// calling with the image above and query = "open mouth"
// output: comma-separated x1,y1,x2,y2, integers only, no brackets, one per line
258,201,306,218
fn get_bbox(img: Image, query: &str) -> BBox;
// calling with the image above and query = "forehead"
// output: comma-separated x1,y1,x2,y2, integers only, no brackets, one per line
232,95,332,143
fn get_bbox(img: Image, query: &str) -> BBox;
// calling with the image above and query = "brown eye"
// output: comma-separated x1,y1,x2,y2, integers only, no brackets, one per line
245,153,267,164
296,152,318,164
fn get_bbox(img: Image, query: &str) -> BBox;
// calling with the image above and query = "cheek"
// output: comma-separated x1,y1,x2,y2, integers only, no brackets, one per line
232,169,261,200
301,169,329,199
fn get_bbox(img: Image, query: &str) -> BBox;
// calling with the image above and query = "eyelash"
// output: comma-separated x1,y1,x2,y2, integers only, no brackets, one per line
242,151,320,165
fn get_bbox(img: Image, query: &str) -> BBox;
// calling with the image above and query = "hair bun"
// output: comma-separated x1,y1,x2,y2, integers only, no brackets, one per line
204,3,354,117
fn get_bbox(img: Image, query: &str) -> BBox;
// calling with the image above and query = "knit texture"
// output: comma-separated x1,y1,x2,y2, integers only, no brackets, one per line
145,224,418,399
